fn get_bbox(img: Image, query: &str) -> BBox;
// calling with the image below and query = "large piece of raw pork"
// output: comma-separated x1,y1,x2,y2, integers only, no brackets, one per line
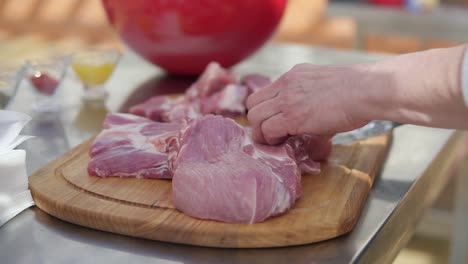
168,115,303,223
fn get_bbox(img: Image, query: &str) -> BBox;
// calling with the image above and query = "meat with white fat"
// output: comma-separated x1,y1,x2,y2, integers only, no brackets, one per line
168,115,302,223
88,113,181,179
130,62,248,122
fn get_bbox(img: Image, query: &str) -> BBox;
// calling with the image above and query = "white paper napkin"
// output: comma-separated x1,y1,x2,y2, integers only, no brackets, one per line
0,110,34,226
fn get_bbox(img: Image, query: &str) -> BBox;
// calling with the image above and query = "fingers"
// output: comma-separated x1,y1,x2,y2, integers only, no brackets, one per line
246,82,280,110
247,97,282,143
261,113,289,145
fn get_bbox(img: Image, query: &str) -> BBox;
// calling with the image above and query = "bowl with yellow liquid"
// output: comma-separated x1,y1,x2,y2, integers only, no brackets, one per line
71,49,120,102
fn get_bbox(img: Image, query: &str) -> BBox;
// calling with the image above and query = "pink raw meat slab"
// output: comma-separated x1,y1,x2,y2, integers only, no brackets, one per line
169,115,301,223
88,113,181,179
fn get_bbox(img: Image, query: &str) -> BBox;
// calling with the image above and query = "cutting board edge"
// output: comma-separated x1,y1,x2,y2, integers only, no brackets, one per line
28,132,392,248
30,174,358,248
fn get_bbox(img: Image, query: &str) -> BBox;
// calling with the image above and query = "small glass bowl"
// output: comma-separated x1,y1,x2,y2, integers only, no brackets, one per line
71,49,121,102
25,56,70,112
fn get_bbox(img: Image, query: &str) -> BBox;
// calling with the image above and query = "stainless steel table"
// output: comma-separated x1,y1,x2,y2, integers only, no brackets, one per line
326,3,468,49
1,43,466,264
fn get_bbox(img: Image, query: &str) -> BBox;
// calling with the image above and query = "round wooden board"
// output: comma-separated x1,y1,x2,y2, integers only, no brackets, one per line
29,133,391,248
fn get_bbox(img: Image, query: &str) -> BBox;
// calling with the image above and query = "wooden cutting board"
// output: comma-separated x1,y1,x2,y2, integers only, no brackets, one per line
29,129,391,248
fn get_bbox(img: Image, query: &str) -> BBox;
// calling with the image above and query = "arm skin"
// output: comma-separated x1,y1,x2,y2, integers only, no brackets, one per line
246,45,468,145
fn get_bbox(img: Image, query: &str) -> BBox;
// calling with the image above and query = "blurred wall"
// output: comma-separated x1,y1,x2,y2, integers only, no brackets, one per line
0,0,467,66
273,0,357,50
0,0,120,66
274,0,467,54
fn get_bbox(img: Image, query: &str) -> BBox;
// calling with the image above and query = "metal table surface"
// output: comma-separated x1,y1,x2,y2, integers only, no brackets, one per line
0,43,466,264
326,3,468,49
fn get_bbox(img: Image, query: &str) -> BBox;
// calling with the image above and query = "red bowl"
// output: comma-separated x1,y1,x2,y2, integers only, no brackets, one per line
102,0,287,75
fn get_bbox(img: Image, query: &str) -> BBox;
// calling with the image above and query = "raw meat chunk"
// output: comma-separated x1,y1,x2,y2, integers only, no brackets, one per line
88,113,181,179
129,96,200,123
241,73,272,95
129,62,247,122
185,62,236,100
199,84,248,117
169,115,301,223
286,135,330,175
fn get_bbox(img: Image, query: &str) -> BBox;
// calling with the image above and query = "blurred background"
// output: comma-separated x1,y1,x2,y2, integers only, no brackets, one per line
1,0,467,263
1,0,468,66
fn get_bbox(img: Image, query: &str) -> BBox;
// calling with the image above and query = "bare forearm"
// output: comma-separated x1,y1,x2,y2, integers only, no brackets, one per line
362,45,468,128
246,45,468,143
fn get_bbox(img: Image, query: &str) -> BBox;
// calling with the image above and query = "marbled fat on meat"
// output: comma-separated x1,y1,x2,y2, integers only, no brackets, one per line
286,135,331,175
185,61,236,100
199,84,248,117
88,113,181,179
169,115,301,223
129,62,248,122
129,96,200,123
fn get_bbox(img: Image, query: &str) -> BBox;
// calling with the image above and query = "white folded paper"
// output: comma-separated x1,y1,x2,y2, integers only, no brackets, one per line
0,110,34,226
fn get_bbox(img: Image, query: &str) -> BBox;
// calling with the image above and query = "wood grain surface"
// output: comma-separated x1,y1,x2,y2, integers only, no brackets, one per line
29,130,391,248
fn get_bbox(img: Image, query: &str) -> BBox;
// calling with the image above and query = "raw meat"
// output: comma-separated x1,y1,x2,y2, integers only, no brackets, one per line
287,135,329,175
199,84,248,117
129,96,200,123
241,73,272,95
102,112,154,128
128,96,180,122
185,62,236,100
88,113,181,179
169,115,301,223
129,62,248,122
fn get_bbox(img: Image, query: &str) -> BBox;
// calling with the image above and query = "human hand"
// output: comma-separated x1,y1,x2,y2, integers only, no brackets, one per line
246,63,373,145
